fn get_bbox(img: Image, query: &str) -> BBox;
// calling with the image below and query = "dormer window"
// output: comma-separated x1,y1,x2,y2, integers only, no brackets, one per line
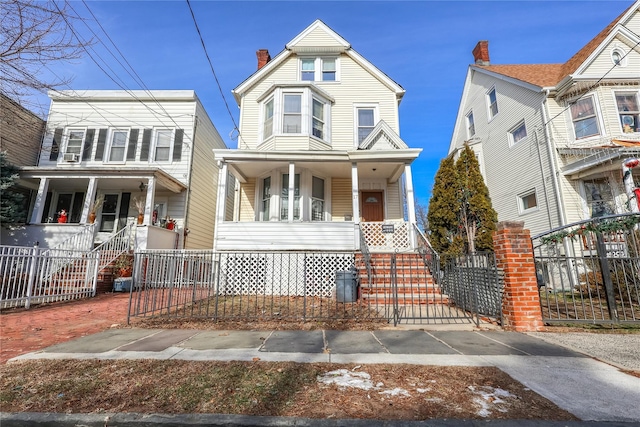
299,57,339,82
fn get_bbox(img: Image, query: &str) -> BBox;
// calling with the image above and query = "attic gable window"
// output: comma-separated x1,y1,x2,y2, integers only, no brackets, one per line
299,57,339,82
571,96,600,139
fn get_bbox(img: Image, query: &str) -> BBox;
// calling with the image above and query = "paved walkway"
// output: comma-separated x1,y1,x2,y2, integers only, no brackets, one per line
3,293,640,424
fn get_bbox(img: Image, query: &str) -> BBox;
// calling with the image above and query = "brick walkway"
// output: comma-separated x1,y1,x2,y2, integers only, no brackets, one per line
0,292,132,363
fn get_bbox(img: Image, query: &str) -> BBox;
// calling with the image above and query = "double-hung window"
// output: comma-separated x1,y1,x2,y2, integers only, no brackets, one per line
357,108,375,143
571,96,600,139
615,92,639,134
66,129,84,156
487,88,498,119
300,57,338,82
466,111,475,138
108,129,128,162
263,98,274,139
283,94,302,134
312,98,325,139
311,176,325,221
154,129,173,162
280,173,300,220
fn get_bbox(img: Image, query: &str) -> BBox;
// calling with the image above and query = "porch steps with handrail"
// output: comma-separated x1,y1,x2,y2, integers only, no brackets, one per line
356,253,446,305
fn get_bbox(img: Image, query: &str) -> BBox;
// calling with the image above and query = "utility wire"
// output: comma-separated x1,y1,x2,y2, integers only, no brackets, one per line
185,0,240,136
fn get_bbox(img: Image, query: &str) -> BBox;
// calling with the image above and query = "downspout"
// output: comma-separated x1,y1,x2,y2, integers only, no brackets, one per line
541,89,567,227
182,115,198,249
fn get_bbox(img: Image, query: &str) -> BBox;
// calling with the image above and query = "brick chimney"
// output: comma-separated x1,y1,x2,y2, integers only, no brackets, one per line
472,41,490,65
256,49,271,70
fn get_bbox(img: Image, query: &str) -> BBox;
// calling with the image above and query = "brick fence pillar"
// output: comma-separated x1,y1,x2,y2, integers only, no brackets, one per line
493,221,545,332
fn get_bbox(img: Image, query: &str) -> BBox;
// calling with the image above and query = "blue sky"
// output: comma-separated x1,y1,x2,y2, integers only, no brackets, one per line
35,0,632,204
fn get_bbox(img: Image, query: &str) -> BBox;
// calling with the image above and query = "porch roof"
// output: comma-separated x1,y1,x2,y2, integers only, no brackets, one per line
213,149,421,182
17,167,187,193
561,148,640,179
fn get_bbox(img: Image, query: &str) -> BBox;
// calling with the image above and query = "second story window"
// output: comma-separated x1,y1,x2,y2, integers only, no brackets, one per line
616,92,639,134
312,98,325,139
571,96,600,139
154,130,173,162
263,98,274,139
466,111,475,138
66,130,84,156
301,59,315,81
283,94,302,134
108,129,128,162
509,120,527,146
487,88,498,119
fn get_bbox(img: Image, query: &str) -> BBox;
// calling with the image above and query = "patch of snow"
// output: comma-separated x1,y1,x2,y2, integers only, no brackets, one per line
379,387,411,397
416,388,430,393
317,369,375,390
467,386,516,417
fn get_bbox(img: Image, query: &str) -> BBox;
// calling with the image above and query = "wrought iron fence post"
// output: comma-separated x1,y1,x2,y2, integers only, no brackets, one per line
471,254,481,327
595,230,619,323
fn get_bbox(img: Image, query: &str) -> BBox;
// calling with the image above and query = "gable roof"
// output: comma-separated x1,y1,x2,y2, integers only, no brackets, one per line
475,0,638,89
358,120,408,151
232,20,405,104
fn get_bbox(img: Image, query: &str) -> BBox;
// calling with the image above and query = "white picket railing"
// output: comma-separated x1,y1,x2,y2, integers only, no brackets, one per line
0,245,99,309
360,221,411,252
93,223,135,272
43,224,96,254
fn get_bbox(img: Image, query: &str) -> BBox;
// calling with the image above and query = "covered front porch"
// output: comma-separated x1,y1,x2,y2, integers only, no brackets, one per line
6,168,186,250
213,149,421,252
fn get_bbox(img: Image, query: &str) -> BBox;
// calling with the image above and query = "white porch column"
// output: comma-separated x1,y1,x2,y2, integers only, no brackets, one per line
214,162,228,248
287,162,295,222
143,177,156,225
404,164,418,249
352,163,360,250
623,159,640,213
81,178,98,223
30,178,49,224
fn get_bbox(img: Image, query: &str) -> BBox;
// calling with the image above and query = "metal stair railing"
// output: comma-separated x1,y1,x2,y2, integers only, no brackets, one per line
357,224,372,283
41,224,96,255
413,224,440,285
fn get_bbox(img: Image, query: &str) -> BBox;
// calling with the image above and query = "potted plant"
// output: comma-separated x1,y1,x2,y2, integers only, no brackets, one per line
88,196,104,224
113,254,133,278
132,197,145,224
165,217,176,230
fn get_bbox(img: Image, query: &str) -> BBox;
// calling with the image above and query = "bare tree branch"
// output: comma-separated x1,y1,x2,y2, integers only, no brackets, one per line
0,0,91,108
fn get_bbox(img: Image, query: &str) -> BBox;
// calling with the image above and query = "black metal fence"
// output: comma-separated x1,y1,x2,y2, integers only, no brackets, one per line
531,213,640,325
440,252,503,325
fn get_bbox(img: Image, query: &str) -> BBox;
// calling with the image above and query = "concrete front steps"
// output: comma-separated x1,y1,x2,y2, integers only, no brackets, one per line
356,253,446,305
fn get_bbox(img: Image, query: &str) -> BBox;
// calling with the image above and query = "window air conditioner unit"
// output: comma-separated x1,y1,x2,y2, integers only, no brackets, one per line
63,153,79,162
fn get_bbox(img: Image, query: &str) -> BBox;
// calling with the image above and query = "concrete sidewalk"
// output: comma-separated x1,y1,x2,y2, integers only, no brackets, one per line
8,329,640,423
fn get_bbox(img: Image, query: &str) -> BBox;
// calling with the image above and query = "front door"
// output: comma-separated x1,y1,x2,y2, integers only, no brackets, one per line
361,191,384,222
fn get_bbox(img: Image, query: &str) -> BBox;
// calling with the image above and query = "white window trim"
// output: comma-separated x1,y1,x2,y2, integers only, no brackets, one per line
259,88,332,144
610,45,628,67
508,120,527,147
298,56,340,82
465,111,475,139
486,86,498,121
353,103,379,148
613,89,640,135
517,189,539,215
106,128,130,164
64,128,87,158
151,128,175,163
568,93,605,141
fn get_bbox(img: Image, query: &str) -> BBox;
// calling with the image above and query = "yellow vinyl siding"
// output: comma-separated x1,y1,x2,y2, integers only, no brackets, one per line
292,27,345,48
331,178,352,221
386,182,402,220
239,179,256,221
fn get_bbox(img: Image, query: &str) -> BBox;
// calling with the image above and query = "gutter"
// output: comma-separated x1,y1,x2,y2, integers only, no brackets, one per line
541,89,567,227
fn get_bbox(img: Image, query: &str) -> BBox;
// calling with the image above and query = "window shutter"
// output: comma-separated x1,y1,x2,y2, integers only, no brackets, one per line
82,129,95,161
140,129,151,161
50,128,63,161
94,129,107,161
173,129,183,162
127,129,139,161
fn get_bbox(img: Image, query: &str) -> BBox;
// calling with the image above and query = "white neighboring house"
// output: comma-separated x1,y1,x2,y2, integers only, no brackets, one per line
3,90,227,250
449,1,640,238
213,20,422,252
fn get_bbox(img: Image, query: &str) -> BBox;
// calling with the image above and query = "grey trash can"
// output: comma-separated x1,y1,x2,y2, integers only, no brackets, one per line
335,270,358,303
113,277,133,292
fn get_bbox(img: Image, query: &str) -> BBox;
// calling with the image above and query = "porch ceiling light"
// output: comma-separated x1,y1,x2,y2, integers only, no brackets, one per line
139,181,147,192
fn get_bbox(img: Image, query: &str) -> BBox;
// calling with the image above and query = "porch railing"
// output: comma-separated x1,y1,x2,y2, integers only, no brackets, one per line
532,213,640,325
42,224,96,254
0,245,99,309
93,223,135,272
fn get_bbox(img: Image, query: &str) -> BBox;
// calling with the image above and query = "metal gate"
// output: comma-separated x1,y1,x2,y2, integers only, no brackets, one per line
531,213,640,325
